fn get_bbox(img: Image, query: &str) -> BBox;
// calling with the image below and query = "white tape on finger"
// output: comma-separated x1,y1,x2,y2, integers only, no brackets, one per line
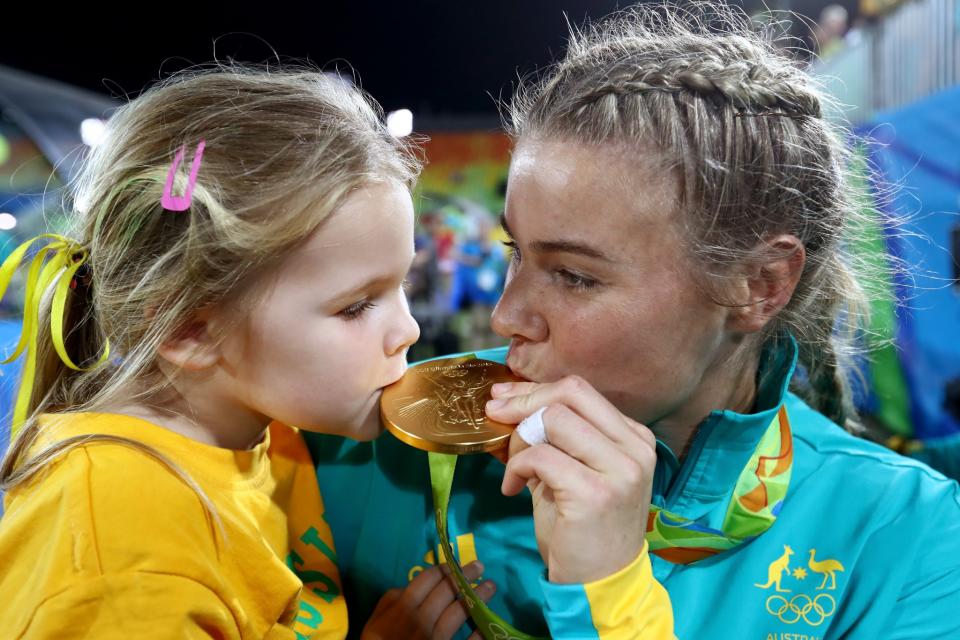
516,406,549,446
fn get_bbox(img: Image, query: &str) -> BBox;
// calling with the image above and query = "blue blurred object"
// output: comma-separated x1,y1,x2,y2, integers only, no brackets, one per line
449,238,504,311
0,320,22,452
0,319,21,513
0,65,117,317
858,85,960,455
0,67,113,513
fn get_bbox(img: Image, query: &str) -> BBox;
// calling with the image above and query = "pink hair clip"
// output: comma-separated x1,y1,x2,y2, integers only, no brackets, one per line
161,139,206,211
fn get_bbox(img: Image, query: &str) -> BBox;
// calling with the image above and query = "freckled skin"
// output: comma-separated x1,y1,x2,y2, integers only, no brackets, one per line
493,141,754,453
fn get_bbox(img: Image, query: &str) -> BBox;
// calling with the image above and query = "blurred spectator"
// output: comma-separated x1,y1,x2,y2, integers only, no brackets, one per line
448,213,505,351
813,4,850,60
407,211,459,361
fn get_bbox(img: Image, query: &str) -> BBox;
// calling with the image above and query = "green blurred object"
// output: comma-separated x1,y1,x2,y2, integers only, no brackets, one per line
0,133,11,166
846,146,913,437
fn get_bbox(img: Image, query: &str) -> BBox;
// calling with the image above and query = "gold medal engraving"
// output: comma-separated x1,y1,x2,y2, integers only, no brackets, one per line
380,356,525,454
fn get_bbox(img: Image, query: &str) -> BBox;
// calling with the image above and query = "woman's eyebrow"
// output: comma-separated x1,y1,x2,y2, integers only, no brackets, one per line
500,212,613,262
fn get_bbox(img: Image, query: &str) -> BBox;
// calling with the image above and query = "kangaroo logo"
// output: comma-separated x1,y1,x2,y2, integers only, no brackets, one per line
755,544,794,592
758,544,844,627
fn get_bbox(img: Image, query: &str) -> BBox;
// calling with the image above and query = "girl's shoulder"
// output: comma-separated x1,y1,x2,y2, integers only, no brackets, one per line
0,415,232,636
5,413,222,567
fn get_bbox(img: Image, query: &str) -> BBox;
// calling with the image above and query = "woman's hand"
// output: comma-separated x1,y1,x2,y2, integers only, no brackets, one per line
361,561,493,640
486,376,657,584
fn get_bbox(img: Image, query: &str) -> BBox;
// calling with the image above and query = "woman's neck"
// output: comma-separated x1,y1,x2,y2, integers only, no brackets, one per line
651,351,759,461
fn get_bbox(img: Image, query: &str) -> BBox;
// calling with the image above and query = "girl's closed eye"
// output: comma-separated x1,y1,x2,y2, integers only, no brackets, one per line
338,277,410,321
339,299,377,320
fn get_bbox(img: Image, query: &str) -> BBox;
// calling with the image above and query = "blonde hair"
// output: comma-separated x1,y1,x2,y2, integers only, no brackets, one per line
508,2,880,428
1,64,421,493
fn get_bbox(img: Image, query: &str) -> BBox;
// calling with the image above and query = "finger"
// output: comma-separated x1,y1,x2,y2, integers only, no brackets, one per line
516,407,549,446
490,381,541,399
507,428,531,462
512,404,655,479
432,580,497,640
400,565,448,609
488,443,509,465
539,403,637,473
486,375,638,448
488,377,658,465
627,415,658,450
502,442,595,497
370,587,402,617
418,561,485,632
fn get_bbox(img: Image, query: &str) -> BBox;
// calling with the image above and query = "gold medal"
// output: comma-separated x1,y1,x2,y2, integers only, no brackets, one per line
380,356,526,454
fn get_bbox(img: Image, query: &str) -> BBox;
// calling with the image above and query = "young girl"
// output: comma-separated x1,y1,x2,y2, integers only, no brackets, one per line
0,67,489,638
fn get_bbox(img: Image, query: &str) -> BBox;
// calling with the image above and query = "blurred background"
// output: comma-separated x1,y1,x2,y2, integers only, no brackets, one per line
1,0,958,478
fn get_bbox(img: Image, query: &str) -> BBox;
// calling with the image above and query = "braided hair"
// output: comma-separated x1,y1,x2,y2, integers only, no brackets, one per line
509,2,873,428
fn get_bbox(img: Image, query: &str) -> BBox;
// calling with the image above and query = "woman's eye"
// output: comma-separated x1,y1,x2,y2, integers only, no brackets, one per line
502,240,521,263
557,269,598,290
339,300,376,320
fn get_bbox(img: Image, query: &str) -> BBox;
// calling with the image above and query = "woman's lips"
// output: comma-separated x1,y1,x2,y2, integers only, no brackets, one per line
506,352,536,382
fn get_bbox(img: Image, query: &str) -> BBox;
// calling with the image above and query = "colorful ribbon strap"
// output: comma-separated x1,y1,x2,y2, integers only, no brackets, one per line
426,405,792,637
646,406,793,564
0,234,111,436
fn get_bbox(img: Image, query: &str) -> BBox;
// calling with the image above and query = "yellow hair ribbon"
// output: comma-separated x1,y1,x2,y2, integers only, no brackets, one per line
0,234,111,436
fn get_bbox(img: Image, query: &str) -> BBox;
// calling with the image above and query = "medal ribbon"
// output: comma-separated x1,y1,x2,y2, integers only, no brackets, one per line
0,234,111,436
426,405,792,638
429,451,546,640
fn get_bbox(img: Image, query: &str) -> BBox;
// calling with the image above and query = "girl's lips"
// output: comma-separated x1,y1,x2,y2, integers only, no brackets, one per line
379,364,409,392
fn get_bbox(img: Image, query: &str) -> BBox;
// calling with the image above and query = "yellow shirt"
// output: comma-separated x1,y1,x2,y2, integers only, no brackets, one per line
0,413,348,639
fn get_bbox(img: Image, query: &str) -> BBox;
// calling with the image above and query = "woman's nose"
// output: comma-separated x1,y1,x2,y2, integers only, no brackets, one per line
491,271,547,343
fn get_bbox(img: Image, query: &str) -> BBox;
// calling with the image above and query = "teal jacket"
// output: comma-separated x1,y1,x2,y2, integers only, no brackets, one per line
308,342,960,639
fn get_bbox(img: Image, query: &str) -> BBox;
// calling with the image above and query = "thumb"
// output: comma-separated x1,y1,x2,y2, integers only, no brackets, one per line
508,429,531,461
489,444,509,464
489,430,531,465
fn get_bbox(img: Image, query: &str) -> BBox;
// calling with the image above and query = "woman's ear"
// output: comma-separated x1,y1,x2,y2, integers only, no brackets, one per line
157,308,221,371
727,235,806,334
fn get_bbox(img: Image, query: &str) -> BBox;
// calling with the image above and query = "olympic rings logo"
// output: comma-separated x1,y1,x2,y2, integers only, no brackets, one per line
765,593,836,626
